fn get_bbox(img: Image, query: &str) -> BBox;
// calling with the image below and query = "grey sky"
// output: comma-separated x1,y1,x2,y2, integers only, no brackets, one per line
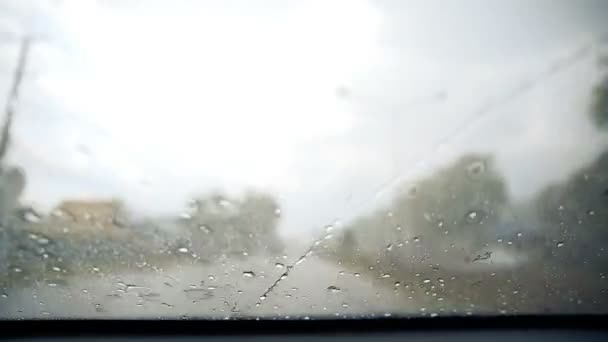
1,0,607,237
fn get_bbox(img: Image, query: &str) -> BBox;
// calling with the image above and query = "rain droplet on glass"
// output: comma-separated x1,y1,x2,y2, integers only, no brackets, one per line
327,285,341,293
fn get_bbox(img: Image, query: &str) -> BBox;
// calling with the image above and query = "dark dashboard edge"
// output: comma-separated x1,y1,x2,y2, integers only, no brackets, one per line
0,315,606,338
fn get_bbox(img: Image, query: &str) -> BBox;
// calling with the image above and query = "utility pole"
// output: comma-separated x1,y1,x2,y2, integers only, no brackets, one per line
0,36,30,221
0,36,30,162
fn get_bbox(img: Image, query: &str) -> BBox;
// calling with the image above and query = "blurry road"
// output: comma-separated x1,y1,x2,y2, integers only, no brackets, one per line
0,255,418,319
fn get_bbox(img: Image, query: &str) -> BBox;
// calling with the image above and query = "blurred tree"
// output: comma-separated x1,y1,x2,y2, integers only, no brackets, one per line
393,155,507,248
590,74,608,129
322,154,509,273
534,151,608,269
533,73,608,270
175,191,284,260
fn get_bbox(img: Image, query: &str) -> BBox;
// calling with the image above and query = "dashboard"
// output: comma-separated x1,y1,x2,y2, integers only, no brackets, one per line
1,316,606,341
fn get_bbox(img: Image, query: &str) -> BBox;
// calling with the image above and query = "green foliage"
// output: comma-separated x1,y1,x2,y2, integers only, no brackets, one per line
324,154,509,268
178,191,284,259
393,155,507,246
590,77,608,129
533,151,608,269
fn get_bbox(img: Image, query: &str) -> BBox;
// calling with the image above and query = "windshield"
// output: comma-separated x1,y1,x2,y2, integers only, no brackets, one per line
1,0,608,319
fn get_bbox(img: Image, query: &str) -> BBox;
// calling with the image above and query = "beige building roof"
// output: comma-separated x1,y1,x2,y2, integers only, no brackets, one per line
50,200,128,234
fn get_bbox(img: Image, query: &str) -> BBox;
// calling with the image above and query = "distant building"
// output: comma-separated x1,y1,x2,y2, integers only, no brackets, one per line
51,199,128,233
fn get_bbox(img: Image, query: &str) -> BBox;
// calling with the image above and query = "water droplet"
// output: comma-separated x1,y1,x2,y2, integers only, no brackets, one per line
430,313,439,318
208,275,215,280
466,211,478,222
36,236,50,245
259,295,267,301
327,285,341,293
353,273,360,277
516,232,523,237
178,247,189,253
199,225,212,234
386,244,393,251
218,199,232,207
274,208,282,216
588,210,596,216
381,273,391,278
275,263,285,269
423,212,432,222
422,279,431,284
341,302,349,308
556,241,565,248
23,210,42,223
394,281,401,287
472,251,492,262
467,161,486,179
325,225,334,233
413,236,420,243
395,226,402,231
242,271,256,278
52,209,66,217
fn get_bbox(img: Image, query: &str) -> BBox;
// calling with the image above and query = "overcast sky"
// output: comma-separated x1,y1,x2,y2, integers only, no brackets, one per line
1,0,608,236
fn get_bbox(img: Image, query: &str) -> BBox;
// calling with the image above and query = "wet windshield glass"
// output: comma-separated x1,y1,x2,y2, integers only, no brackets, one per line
1,0,608,319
